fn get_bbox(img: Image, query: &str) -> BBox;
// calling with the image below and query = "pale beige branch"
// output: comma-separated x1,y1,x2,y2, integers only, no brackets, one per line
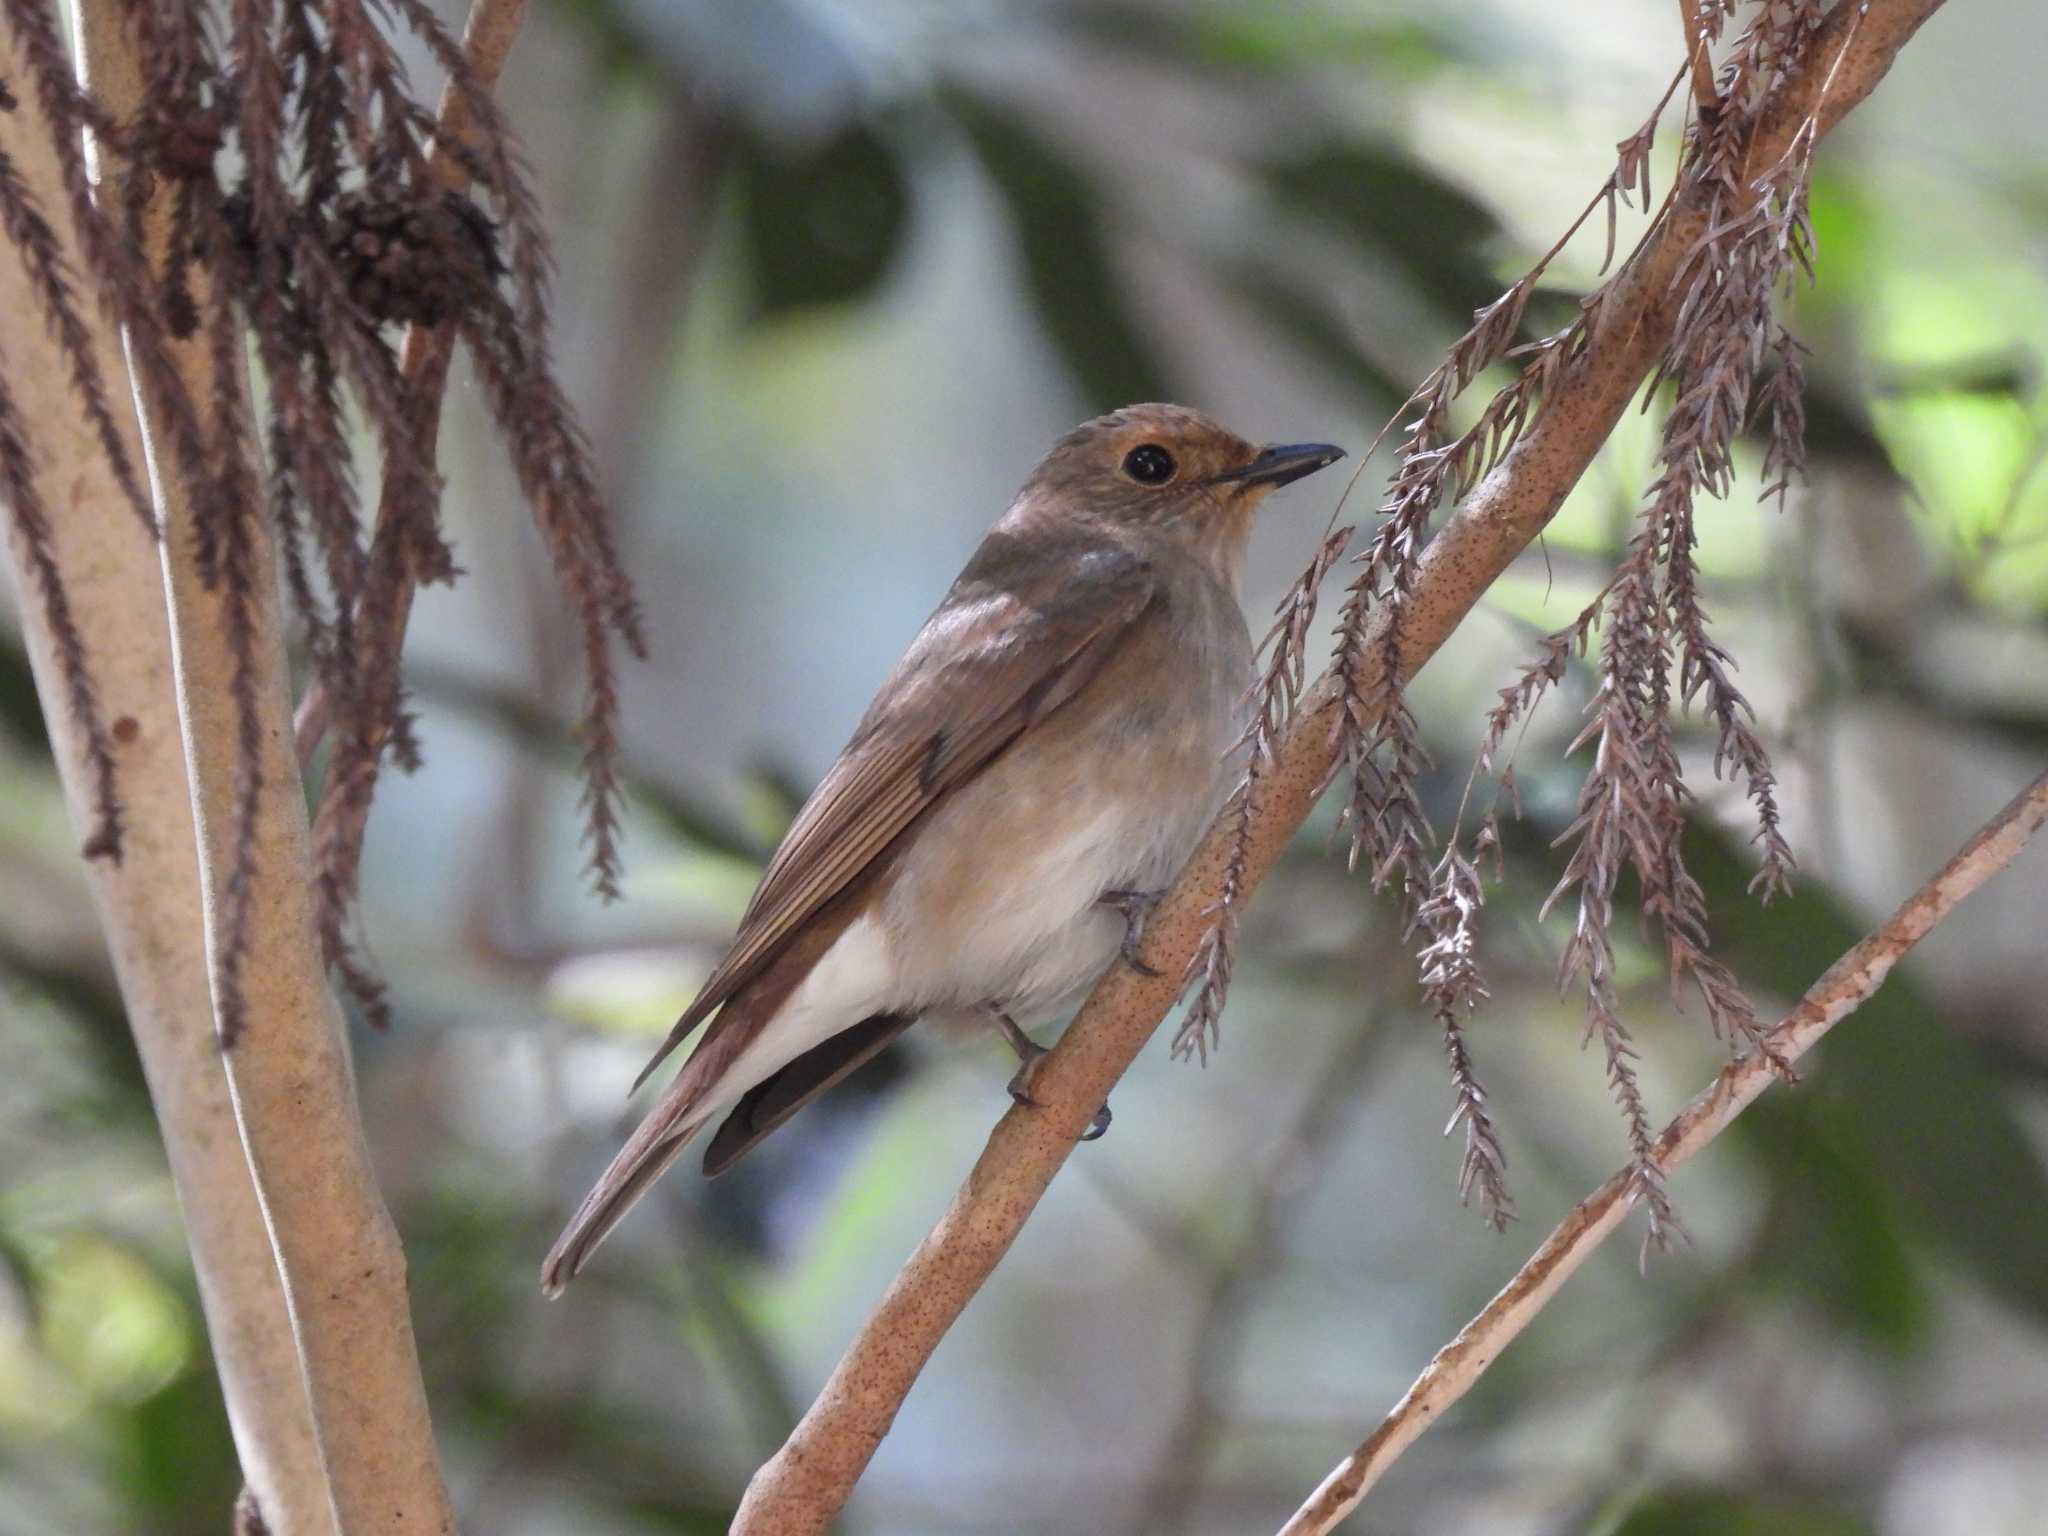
1280,765,2048,1536
70,0,456,1529
728,2,1950,1530
0,25,336,1534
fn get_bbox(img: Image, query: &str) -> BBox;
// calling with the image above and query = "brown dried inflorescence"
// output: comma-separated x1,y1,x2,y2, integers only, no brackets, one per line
0,0,641,1042
1190,1,1828,1239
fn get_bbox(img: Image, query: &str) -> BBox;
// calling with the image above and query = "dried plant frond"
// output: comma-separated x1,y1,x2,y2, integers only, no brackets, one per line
1231,0,1828,1236
1176,781,1247,1066
197,254,273,1048
1169,47,1701,1091
1176,524,1355,1062
1411,850,1512,1227
0,141,151,529
1480,601,1603,773
0,348,125,860
1528,0,1823,1235
1756,323,1810,506
0,0,640,1036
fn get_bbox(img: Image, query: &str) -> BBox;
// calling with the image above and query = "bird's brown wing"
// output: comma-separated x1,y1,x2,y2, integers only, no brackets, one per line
630,537,1159,1093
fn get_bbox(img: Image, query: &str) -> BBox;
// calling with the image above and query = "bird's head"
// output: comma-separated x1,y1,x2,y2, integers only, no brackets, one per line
1020,403,1345,584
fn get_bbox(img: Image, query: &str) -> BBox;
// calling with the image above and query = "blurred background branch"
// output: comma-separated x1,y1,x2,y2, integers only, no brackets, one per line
1283,765,2048,1536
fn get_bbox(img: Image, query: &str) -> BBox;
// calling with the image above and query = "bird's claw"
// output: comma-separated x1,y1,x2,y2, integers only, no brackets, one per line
999,1020,1113,1141
1005,1046,1046,1108
1098,887,1165,977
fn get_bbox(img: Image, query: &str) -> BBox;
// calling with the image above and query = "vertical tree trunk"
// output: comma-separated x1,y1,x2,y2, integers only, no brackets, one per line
0,22,337,1532
66,2,456,1528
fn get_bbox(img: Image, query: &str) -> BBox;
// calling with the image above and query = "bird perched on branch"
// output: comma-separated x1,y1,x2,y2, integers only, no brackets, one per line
542,404,1343,1295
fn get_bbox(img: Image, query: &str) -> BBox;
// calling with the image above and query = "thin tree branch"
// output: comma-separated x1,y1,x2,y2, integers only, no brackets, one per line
0,23,335,1531
290,0,529,771
1279,765,2048,1536
728,4,1948,1530
70,0,455,1527
1681,0,1721,114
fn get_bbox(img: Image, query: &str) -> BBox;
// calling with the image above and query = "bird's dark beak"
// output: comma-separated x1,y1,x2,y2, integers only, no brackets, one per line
1208,441,1347,490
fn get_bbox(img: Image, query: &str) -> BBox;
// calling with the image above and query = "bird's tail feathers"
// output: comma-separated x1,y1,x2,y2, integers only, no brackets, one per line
540,1090,714,1298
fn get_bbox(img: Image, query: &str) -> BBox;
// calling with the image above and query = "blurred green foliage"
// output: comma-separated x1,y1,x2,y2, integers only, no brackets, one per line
1613,1486,1875,1536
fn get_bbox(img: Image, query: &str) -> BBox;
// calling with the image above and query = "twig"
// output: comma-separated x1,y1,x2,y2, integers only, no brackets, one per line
0,24,336,1530
1681,0,1721,114
1278,764,2048,1536
72,0,456,1526
727,4,1949,1530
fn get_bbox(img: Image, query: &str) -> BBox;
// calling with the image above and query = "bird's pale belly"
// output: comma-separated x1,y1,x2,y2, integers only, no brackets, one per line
877,667,1241,1021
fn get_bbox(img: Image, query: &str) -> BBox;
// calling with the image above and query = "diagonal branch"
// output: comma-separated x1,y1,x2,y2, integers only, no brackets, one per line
728,3,1950,1530
1279,765,2048,1536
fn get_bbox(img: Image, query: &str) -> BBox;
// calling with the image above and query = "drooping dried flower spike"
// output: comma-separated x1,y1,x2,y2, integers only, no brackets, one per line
0,0,640,1039
1184,0,1825,1241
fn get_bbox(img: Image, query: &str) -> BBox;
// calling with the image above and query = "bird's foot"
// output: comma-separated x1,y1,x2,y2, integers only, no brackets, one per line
992,1011,1112,1140
1098,887,1166,977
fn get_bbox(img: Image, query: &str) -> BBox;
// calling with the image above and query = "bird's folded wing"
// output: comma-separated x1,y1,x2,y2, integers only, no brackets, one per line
631,540,1159,1090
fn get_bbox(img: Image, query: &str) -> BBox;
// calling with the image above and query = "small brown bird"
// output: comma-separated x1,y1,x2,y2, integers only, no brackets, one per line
541,404,1343,1295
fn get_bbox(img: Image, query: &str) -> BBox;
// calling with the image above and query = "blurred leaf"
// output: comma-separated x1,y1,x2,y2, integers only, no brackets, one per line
611,1495,738,1534
1219,262,1406,406
0,630,49,753
445,1376,740,1524
113,1365,240,1533
0,933,146,1112
1803,170,1885,298
1263,140,1503,323
1080,3,1466,76
544,0,653,86
406,1187,542,1388
1690,823,2048,1331
949,93,1172,411
544,945,707,1038
1876,347,2041,402
735,122,912,320
1613,1485,1874,1536
32,1230,192,1404
1761,373,1900,479
1837,615,2048,756
409,661,767,861
1744,1094,1932,1352
735,760,806,850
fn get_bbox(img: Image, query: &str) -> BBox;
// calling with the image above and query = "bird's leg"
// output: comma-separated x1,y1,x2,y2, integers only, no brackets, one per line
988,1008,1112,1141
1097,887,1165,977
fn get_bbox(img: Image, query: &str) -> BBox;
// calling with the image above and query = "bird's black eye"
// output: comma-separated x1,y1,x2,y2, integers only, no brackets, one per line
1122,443,1177,485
